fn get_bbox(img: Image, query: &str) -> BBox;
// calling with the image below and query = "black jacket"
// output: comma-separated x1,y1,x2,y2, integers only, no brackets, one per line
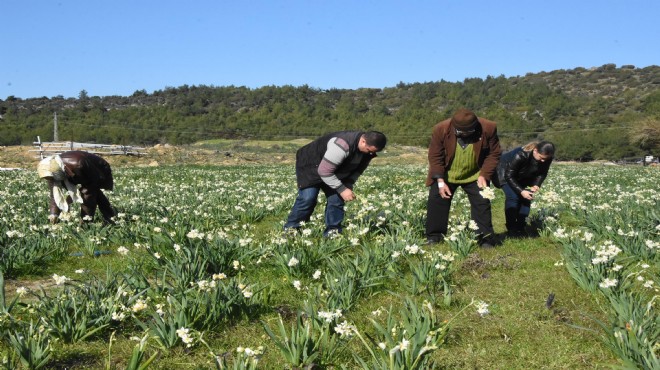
493,147,552,194
295,131,374,189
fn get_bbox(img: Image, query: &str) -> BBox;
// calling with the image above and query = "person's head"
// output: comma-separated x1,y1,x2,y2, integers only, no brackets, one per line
531,141,555,162
450,108,480,138
37,156,65,181
359,131,387,155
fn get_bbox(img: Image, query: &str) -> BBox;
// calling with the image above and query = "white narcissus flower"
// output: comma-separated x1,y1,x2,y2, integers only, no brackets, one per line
186,229,204,239
117,246,129,256
475,301,490,317
404,244,423,255
599,278,618,289
52,274,70,285
395,338,410,352
242,289,253,298
318,309,343,323
131,299,148,312
479,187,495,200
176,327,194,347
334,321,356,338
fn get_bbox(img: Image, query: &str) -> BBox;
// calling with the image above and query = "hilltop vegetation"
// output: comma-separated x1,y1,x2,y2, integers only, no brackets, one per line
1,64,659,160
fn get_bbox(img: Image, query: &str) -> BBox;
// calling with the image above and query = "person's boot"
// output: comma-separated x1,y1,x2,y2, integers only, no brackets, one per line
478,234,496,249
507,229,525,238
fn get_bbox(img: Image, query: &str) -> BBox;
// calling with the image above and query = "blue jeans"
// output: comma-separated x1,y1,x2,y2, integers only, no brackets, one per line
502,183,531,233
284,185,345,236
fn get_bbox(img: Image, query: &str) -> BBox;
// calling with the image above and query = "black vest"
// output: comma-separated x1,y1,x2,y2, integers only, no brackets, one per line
295,131,372,188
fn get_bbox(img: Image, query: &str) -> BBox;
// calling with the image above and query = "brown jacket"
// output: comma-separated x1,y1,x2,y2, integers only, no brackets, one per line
59,151,114,190
425,117,501,186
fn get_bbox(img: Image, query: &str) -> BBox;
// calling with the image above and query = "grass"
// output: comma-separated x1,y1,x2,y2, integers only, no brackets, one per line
0,146,627,369
436,238,613,369
2,195,618,369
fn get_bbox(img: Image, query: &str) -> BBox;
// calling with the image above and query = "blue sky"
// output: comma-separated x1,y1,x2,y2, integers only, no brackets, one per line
2,0,658,99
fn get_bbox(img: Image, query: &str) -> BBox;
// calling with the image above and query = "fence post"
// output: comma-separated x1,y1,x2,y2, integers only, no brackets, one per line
36,136,44,159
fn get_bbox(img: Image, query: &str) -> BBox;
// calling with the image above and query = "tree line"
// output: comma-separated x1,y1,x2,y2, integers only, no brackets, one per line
1,64,658,161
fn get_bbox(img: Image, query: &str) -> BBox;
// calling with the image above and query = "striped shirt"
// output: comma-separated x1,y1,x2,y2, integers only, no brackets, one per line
318,137,364,191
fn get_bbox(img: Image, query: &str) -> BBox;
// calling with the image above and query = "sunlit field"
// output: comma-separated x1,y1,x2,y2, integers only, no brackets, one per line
0,162,658,369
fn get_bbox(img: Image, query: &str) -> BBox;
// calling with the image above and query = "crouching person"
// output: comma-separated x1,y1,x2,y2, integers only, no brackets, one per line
37,151,116,224
493,141,555,238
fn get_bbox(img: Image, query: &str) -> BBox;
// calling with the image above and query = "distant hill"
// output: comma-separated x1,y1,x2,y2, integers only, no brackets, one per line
1,64,658,160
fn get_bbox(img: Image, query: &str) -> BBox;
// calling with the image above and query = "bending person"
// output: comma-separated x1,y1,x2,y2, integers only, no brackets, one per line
494,141,555,237
284,131,387,236
37,151,116,224
426,108,501,248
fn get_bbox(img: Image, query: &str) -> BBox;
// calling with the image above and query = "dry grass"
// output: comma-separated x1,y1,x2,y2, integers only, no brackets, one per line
0,141,427,170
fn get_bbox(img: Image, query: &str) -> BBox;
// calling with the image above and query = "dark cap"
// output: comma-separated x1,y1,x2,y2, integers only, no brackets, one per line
450,108,479,130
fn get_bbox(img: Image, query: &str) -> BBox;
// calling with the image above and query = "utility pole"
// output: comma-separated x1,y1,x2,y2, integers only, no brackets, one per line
53,112,59,141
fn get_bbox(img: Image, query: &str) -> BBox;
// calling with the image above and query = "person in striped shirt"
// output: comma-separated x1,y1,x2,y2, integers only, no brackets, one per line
284,131,387,236
425,108,501,248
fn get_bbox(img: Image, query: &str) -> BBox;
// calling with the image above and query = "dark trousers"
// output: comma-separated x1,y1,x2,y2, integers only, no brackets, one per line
426,180,494,241
502,183,531,233
80,187,115,223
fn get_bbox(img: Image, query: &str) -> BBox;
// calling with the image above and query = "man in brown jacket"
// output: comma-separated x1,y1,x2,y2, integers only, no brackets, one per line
37,151,116,224
426,108,501,247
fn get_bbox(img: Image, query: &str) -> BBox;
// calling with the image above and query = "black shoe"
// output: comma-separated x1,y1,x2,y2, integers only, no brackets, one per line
477,234,496,248
426,236,444,245
479,241,495,249
507,229,526,239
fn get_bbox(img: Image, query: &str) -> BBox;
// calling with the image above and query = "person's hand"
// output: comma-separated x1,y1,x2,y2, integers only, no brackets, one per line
521,190,534,200
477,176,488,189
530,186,540,193
437,180,452,199
340,188,356,202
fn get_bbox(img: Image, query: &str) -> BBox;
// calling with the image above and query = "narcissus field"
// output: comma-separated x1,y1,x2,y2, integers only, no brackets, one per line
0,163,658,369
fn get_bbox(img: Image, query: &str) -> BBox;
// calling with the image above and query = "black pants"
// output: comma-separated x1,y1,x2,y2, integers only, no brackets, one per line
425,180,494,241
80,187,115,223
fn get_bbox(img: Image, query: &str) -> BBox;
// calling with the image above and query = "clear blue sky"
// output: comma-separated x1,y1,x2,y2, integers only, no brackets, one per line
2,0,658,99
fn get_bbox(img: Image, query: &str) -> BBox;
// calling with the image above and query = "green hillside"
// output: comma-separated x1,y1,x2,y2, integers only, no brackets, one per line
1,64,658,160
